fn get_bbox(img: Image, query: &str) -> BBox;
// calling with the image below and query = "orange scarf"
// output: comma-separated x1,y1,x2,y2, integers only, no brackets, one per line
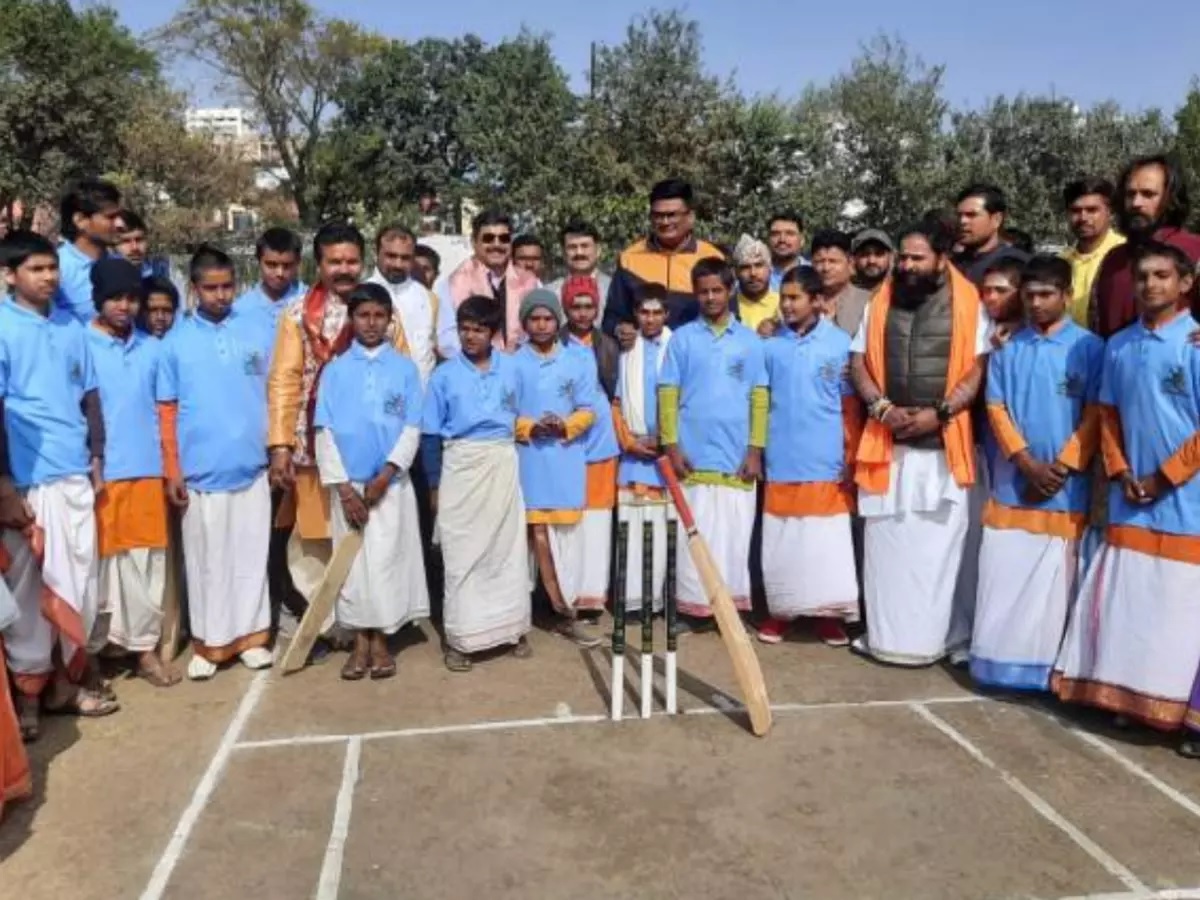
855,267,980,494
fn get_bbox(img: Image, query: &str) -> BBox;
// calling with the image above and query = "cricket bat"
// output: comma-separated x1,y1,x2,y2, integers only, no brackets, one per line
656,458,773,737
279,530,364,675
158,519,184,664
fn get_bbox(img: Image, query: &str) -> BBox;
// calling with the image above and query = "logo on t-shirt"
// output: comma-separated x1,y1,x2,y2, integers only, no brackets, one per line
558,377,578,406
383,392,406,418
818,360,843,383
1162,365,1189,397
68,359,83,386
1058,372,1085,398
502,388,518,414
243,350,265,376
726,356,746,382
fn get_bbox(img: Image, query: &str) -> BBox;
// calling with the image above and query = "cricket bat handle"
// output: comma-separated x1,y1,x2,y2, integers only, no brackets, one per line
656,458,696,532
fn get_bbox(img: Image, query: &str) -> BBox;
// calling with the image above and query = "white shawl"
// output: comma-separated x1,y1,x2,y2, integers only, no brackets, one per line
619,328,671,435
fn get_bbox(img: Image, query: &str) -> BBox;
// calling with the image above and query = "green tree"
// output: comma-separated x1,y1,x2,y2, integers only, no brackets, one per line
154,0,383,226
0,0,159,222
1174,80,1200,227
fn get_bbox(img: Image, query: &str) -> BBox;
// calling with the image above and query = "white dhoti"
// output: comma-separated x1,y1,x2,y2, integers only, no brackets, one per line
762,512,859,621
616,496,672,614
1053,542,1200,730
2,475,97,690
970,526,1077,691
576,509,612,611
329,476,429,633
534,520,586,613
675,483,754,618
97,548,167,653
859,445,970,666
947,445,989,652
440,440,530,654
181,471,271,662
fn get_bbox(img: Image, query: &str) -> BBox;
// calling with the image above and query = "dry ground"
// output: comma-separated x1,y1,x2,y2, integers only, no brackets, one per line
3,617,1200,900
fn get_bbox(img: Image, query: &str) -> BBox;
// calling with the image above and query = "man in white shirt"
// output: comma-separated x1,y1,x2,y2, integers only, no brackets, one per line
367,224,439,386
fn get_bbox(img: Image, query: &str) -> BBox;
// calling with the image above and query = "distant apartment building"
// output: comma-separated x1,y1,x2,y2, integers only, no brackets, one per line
185,107,282,169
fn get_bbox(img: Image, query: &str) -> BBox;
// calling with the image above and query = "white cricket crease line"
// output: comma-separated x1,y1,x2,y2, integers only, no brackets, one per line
909,703,1149,897
1058,891,1200,900
315,736,362,900
139,670,271,900
231,694,986,751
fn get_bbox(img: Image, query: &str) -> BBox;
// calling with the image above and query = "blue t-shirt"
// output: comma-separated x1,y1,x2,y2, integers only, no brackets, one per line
764,318,853,484
314,342,423,483
86,325,163,482
54,242,103,324
0,302,95,488
1101,312,1200,537
234,281,307,359
659,317,767,476
566,337,620,465
616,337,666,489
513,343,597,511
156,310,272,492
986,321,1103,515
421,352,520,441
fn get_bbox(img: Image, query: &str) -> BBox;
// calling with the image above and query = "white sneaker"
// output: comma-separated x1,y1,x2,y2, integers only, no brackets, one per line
187,655,217,681
240,647,274,670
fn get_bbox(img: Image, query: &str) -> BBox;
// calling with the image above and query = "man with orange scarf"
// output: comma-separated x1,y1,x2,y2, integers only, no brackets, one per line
267,224,409,608
848,218,992,667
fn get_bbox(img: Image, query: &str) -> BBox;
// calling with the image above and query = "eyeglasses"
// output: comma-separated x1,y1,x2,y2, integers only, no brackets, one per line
480,233,512,245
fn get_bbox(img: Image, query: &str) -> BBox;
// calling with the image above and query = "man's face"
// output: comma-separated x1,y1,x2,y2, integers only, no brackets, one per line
779,283,816,327
458,320,494,358
5,253,60,306
115,226,148,267
524,308,558,346
634,302,666,339
99,293,138,333
563,234,598,275
513,243,544,279
259,248,300,297
1022,281,1068,329
75,202,121,248
1135,254,1191,319
650,199,692,249
565,295,597,333
736,259,770,297
1123,164,1168,236
956,196,1002,250
981,272,1021,323
895,236,942,293
144,292,176,338
768,220,803,262
812,247,853,294
318,241,363,300
853,243,892,285
694,274,730,319
193,267,236,319
474,224,512,269
1067,193,1113,244
412,254,437,289
351,300,391,348
377,236,414,284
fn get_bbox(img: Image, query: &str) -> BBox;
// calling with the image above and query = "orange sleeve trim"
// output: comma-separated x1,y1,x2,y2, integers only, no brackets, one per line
1108,524,1200,565
611,400,640,452
982,498,1087,540
986,402,1028,460
515,417,535,444
1099,404,1130,478
157,401,182,483
527,508,584,525
764,481,854,518
564,409,596,442
1159,430,1200,487
585,458,618,509
1056,404,1102,472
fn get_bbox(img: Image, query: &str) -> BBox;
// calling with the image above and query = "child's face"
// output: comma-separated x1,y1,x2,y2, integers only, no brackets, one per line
565,295,597,332
779,283,816,327
99,293,139,333
351,300,391,348
524,308,558,346
5,253,60,307
634,302,666,339
1135,254,1192,319
144,293,176,337
981,272,1021,322
694,274,730,320
192,267,236,319
1021,281,1068,329
458,320,494,358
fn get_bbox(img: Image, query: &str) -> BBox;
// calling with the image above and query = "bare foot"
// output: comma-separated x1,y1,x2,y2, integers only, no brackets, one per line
137,650,181,688
341,632,369,681
16,693,39,743
368,632,395,680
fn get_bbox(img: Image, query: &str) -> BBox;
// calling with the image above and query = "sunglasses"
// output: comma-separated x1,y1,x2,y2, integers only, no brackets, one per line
480,232,512,245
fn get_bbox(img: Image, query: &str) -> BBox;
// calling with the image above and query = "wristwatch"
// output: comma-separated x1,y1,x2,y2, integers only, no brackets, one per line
935,401,953,424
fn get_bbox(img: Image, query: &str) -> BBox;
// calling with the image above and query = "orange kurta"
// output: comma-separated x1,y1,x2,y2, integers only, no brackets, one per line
0,640,32,819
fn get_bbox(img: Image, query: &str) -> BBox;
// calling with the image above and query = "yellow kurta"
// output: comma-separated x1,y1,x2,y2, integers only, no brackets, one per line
1061,229,1125,327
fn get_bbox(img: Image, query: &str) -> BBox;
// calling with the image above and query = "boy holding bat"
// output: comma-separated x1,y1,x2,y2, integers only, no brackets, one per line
659,258,768,634
759,266,863,646
313,283,429,681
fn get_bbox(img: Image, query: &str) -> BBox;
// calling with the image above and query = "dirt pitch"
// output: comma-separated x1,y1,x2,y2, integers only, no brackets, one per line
3,617,1200,900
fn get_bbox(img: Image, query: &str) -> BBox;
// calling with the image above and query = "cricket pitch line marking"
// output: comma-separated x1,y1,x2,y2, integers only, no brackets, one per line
315,736,362,900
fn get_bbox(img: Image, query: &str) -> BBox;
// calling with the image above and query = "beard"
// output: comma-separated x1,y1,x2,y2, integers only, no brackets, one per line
893,270,941,306
1118,211,1159,239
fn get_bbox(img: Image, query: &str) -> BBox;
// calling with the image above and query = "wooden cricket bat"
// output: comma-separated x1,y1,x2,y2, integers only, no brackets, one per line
278,530,364,675
656,458,773,736
158,518,184,664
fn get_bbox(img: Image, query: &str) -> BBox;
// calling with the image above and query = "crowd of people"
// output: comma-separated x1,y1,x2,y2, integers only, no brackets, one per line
3,151,1200,820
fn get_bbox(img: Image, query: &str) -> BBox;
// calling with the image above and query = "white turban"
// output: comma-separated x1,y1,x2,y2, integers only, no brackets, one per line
733,233,771,267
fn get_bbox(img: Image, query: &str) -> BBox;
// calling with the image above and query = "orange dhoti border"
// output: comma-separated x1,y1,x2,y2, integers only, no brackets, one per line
576,458,617,611
0,637,32,818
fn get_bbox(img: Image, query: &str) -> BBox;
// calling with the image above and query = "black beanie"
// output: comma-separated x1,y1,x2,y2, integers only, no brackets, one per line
90,257,143,309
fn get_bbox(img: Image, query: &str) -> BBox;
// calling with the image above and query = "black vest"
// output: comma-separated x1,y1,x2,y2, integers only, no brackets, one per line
884,283,953,449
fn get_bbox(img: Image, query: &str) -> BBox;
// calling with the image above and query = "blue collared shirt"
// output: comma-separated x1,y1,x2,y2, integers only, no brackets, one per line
314,342,423,483
234,280,306,346
86,325,163,482
55,241,105,324
421,351,520,442
0,301,95,488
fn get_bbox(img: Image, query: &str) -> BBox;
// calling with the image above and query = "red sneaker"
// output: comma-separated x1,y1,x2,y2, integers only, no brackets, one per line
814,617,850,647
757,617,789,645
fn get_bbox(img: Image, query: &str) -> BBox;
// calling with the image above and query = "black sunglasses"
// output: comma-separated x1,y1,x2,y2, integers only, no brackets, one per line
480,233,512,245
